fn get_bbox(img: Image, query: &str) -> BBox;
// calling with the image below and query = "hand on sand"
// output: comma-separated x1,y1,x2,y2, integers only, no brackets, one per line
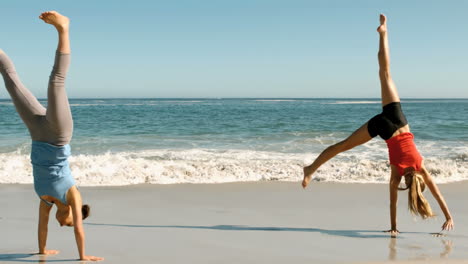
442,218,454,231
38,249,59,255
80,255,104,261
39,11,70,31
384,229,399,238
377,14,387,33
302,166,313,188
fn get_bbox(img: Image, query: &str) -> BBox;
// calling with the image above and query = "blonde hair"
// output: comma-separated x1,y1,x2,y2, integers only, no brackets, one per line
401,171,434,219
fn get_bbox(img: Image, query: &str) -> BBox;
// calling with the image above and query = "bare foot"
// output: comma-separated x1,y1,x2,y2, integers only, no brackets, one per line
377,14,387,34
302,166,314,188
39,11,69,31
37,249,59,255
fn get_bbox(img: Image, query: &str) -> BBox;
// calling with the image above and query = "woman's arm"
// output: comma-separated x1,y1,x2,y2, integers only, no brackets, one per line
69,188,85,259
421,166,454,231
68,187,104,261
38,200,59,255
387,167,401,236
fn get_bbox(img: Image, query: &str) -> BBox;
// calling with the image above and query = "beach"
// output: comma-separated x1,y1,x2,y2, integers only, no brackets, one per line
1,1,467,262
1,182,467,263
0,97,466,264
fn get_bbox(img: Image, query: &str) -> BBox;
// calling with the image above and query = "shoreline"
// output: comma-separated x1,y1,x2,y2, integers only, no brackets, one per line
1,182,467,263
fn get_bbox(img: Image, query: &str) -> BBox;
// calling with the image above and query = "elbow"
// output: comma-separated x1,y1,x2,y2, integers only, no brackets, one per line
420,170,433,184
389,179,400,190
389,174,402,189
74,225,84,236
38,229,48,236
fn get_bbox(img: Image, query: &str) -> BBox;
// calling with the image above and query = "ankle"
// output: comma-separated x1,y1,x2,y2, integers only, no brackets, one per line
55,25,69,34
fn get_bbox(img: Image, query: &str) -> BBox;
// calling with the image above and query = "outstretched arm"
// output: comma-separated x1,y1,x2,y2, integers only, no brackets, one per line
385,167,401,237
38,201,59,255
68,187,104,261
421,166,454,231
302,123,372,188
70,188,86,259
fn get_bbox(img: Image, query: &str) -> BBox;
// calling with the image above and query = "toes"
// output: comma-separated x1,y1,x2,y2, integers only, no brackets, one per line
39,13,50,19
40,11,55,18
380,14,387,24
39,11,57,23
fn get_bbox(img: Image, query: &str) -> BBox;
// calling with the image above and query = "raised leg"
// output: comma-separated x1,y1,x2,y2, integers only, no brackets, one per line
0,50,47,139
302,123,372,188
39,11,73,145
377,14,400,107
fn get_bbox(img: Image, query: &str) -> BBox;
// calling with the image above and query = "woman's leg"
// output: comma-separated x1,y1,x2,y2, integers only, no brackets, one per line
302,16,400,187
377,14,400,106
0,50,47,139
39,11,73,146
302,123,372,188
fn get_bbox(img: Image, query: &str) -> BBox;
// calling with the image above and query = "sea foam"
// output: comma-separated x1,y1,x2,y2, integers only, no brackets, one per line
0,148,466,186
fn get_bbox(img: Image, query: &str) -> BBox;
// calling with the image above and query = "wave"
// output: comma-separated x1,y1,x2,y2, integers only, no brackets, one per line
69,103,114,106
0,148,466,186
69,101,204,107
325,99,468,105
161,100,204,103
253,100,299,102
324,101,380,105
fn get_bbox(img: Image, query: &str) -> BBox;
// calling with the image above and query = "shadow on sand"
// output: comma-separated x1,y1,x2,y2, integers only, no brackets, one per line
85,223,429,238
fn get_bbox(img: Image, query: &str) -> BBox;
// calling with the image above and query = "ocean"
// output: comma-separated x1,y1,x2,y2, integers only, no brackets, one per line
0,98,466,185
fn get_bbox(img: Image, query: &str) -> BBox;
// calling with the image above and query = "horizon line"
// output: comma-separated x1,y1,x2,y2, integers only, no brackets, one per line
1,97,467,100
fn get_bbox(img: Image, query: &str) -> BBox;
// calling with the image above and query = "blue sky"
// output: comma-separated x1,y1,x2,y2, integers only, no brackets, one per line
1,0,466,98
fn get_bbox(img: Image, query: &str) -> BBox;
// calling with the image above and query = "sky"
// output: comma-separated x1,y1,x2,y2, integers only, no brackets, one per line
0,0,466,98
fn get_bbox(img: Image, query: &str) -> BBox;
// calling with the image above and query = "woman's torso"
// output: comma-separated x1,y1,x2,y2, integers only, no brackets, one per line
31,141,75,205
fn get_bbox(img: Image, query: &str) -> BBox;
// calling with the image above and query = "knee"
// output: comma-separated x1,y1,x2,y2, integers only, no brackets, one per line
333,140,350,153
378,50,384,59
49,74,66,87
49,72,66,82
379,70,391,80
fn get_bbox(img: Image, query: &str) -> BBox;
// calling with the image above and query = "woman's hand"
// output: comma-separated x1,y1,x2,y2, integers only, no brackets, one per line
38,249,59,255
384,229,400,237
80,255,104,261
442,218,454,231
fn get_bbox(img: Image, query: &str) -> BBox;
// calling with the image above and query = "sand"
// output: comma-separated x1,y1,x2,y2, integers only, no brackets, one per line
0,182,467,263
